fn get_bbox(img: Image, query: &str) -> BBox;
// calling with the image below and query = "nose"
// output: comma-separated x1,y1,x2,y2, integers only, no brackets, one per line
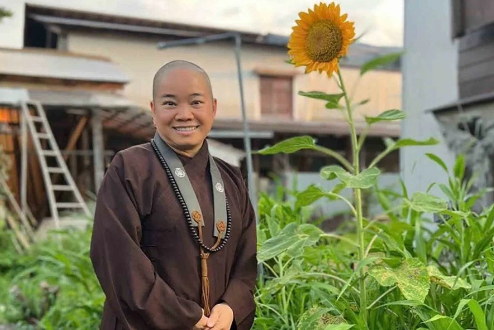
175,104,194,121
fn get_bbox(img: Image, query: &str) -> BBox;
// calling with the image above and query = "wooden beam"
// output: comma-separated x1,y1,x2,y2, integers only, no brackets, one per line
91,109,105,193
63,116,88,161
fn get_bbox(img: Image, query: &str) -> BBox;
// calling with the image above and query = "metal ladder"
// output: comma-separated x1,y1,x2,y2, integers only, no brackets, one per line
20,100,91,228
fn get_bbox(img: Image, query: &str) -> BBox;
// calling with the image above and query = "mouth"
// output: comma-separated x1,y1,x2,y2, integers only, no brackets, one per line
173,125,199,133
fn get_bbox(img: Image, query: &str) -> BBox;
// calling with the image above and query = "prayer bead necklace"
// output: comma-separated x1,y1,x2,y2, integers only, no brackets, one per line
151,141,232,253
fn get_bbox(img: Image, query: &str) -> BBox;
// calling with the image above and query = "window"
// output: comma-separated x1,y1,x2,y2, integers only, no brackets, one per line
260,75,293,118
451,0,494,38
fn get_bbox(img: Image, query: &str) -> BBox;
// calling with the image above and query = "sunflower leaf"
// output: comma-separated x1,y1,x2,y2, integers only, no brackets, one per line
404,192,448,213
321,165,380,189
360,52,403,76
256,136,315,155
365,110,406,125
299,91,346,108
369,258,430,302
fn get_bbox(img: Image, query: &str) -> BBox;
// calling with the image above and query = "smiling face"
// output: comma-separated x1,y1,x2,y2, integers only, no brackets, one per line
150,67,217,157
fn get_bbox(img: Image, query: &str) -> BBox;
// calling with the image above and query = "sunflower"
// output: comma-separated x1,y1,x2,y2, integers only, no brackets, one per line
288,2,355,76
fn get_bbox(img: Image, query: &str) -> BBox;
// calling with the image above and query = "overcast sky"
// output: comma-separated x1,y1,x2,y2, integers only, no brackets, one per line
0,0,403,48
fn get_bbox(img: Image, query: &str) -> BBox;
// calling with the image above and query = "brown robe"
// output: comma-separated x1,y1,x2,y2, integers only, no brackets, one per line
90,140,257,330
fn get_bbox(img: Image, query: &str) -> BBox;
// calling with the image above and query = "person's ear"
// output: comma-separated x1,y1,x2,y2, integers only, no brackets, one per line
212,98,217,118
150,100,157,127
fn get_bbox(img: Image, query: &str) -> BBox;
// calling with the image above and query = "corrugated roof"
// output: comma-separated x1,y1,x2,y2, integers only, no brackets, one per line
26,5,402,70
0,48,129,83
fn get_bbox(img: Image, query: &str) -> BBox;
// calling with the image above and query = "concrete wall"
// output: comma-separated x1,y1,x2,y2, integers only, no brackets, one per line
401,0,458,195
67,31,402,122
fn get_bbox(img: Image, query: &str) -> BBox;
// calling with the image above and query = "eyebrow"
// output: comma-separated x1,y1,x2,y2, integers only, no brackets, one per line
160,93,205,98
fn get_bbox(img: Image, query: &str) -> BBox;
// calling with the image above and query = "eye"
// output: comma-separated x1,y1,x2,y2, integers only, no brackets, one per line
163,101,176,106
191,100,204,106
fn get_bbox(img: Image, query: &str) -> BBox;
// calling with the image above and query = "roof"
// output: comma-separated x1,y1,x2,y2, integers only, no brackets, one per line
0,87,134,108
26,4,402,70
213,118,401,138
427,91,494,115
0,47,129,83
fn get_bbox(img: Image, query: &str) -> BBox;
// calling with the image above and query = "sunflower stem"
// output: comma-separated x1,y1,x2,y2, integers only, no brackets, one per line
337,67,367,324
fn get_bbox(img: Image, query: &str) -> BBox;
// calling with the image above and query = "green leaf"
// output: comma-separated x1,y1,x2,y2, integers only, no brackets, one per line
360,52,403,76
423,315,464,330
426,153,449,174
438,184,455,202
257,223,322,262
324,325,354,330
257,136,315,155
393,137,439,149
354,99,370,107
404,192,448,213
285,59,295,65
296,307,334,330
321,165,380,189
452,299,488,330
427,266,471,290
453,154,465,180
296,185,328,208
298,91,345,107
368,258,430,302
365,110,406,125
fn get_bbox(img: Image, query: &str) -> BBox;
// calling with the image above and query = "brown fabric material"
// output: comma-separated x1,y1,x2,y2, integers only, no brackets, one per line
90,141,257,330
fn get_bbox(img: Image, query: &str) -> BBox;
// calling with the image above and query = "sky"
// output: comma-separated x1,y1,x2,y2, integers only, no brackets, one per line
0,0,403,48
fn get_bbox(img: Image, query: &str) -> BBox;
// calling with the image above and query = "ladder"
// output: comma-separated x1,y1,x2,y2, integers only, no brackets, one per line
20,100,91,228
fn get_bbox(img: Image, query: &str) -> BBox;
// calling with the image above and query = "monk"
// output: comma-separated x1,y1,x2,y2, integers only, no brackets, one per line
90,60,257,330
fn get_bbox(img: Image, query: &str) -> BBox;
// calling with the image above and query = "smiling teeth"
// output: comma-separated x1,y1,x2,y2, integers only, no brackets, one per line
175,127,197,131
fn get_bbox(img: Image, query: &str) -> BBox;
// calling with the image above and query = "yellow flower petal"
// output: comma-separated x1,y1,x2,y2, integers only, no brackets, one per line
288,2,354,76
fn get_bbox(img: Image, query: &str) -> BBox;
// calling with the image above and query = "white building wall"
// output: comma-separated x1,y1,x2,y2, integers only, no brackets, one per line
401,0,458,195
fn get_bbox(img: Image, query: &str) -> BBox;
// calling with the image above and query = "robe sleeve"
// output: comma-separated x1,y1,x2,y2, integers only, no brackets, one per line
90,153,203,330
220,176,258,328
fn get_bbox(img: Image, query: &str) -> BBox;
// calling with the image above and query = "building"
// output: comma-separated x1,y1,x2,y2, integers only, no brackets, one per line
403,0,494,207
0,3,402,223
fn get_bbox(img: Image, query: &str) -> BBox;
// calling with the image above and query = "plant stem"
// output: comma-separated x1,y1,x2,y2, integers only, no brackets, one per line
313,145,354,172
337,67,367,323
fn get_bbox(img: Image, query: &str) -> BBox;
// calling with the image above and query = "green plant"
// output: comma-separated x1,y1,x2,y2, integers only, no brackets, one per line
0,225,104,329
254,2,494,328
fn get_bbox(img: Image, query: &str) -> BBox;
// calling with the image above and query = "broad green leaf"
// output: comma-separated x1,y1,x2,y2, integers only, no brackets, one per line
426,153,449,174
321,165,380,189
360,52,403,76
368,258,430,302
257,223,322,262
287,224,324,258
296,307,333,330
324,325,354,330
427,266,471,290
257,136,314,155
296,185,328,208
453,154,465,180
365,110,405,125
299,91,345,105
404,192,447,213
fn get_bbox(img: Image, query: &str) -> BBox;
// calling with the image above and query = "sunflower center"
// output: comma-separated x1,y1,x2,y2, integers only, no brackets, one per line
305,20,343,62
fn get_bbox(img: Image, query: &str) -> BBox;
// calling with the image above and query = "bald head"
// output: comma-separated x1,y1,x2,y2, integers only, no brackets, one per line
152,60,213,101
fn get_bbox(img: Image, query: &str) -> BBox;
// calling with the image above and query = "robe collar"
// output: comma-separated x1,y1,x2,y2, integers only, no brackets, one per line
176,140,210,173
